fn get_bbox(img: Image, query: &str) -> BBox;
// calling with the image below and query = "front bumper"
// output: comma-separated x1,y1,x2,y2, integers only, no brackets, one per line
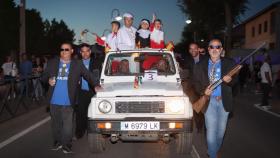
88,117,193,134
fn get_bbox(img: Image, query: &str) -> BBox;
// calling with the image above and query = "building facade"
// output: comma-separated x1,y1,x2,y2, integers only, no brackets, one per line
244,2,280,50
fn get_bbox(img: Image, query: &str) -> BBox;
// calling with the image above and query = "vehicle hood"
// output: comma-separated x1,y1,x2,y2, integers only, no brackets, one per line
96,82,184,97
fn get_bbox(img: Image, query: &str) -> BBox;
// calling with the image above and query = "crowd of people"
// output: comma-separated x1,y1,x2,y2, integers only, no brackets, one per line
0,54,50,100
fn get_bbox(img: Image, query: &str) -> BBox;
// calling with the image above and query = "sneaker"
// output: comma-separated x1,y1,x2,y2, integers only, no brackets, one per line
62,145,73,154
51,141,62,151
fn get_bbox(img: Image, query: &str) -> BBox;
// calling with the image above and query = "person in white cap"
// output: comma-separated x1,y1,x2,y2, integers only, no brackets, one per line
117,12,137,50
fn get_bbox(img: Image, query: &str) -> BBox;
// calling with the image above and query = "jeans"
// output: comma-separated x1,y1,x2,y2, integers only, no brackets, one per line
32,78,43,99
205,98,229,158
20,78,29,97
261,83,271,106
50,105,73,146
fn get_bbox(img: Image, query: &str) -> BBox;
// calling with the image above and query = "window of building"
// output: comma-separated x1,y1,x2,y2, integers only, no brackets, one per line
258,24,262,34
264,21,268,33
252,26,255,37
270,11,275,34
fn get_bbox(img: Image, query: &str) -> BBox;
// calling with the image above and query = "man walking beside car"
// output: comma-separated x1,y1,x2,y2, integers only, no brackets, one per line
193,39,237,158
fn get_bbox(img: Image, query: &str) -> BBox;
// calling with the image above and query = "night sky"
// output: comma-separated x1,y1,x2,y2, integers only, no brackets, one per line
15,0,279,44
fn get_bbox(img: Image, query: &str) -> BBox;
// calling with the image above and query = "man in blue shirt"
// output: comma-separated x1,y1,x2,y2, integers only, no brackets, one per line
19,54,33,96
42,42,100,154
75,43,99,139
193,39,237,158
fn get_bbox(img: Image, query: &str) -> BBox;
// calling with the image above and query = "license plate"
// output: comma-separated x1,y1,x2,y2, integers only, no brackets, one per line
120,121,160,131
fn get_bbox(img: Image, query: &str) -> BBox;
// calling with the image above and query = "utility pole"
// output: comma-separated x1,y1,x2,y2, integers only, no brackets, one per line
19,0,26,55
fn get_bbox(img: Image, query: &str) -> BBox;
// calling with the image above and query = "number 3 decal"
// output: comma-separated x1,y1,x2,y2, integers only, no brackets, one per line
148,74,154,80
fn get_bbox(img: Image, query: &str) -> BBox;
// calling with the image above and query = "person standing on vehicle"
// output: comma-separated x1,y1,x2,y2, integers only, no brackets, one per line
95,21,120,51
117,12,137,50
193,39,237,158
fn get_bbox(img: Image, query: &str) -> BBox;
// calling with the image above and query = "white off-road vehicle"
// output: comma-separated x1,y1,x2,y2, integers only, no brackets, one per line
87,49,193,154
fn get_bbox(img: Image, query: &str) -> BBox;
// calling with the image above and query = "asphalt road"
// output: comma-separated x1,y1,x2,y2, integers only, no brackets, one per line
0,107,194,158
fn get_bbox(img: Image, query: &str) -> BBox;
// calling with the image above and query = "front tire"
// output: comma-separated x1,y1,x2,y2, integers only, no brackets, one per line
175,132,193,154
88,133,106,153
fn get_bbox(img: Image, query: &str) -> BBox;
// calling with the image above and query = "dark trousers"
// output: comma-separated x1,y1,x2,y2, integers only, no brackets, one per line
50,105,73,146
75,89,94,138
261,83,271,106
193,110,204,132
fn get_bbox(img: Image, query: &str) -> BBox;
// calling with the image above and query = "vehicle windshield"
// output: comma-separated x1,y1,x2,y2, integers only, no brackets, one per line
104,52,176,76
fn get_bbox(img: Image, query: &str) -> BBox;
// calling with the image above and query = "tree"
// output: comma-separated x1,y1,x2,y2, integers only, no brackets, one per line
0,0,75,58
0,0,19,60
44,19,75,54
223,0,247,51
26,9,46,54
178,0,248,52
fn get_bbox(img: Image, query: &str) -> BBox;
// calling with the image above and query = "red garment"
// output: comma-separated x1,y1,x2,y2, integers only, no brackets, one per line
96,35,111,50
96,36,105,46
150,40,165,49
142,56,162,70
111,60,120,74
150,22,165,49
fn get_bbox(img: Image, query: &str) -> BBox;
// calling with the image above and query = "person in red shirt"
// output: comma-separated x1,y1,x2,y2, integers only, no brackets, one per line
150,14,165,49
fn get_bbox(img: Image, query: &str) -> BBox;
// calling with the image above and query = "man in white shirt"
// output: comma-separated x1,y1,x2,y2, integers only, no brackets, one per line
260,55,272,107
106,21,120,51
117,12,137,50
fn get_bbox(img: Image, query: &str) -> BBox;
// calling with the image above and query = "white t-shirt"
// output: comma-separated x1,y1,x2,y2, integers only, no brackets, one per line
260,62,272,83
1,62,17,76
106,33,118,51
117,26,137,50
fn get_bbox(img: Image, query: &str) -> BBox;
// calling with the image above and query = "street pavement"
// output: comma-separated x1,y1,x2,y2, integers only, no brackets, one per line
0,106,195,158
221,90,280,158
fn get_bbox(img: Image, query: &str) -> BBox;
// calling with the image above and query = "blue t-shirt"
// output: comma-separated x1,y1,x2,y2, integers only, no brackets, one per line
51,61,71,106
19,60,32,78
208,59,221,97
81,59,90,91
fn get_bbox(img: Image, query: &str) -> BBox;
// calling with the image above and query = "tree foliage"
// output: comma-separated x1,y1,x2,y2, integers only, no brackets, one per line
177,0,248,52
0,0,75,59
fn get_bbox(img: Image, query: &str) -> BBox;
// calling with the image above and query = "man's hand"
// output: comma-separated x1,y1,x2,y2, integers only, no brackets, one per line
94,85,103,92
204,85,213,96
223,75,232,83
49,78,56,86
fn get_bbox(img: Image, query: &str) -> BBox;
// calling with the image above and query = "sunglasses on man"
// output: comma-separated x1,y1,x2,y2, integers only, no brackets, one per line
209,45,222,49
60,48,71,52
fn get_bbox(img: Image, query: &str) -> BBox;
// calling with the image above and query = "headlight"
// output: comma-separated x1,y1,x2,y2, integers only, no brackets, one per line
167,100,184,113
98,100,112,113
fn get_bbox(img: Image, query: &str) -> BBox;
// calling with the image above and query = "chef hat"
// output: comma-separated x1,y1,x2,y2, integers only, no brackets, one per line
123,12,134,19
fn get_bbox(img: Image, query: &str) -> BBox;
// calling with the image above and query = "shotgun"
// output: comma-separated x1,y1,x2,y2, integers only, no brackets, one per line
192,42,266,113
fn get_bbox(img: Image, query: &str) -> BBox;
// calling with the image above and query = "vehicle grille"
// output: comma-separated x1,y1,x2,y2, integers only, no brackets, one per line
115,101,165,113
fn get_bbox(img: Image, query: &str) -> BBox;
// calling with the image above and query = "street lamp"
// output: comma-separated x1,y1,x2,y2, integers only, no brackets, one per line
185,19,197,42
185,19,192,24
111,9,122,21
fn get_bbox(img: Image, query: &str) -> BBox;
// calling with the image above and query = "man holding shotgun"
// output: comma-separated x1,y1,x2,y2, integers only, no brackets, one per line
193,39,237,158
